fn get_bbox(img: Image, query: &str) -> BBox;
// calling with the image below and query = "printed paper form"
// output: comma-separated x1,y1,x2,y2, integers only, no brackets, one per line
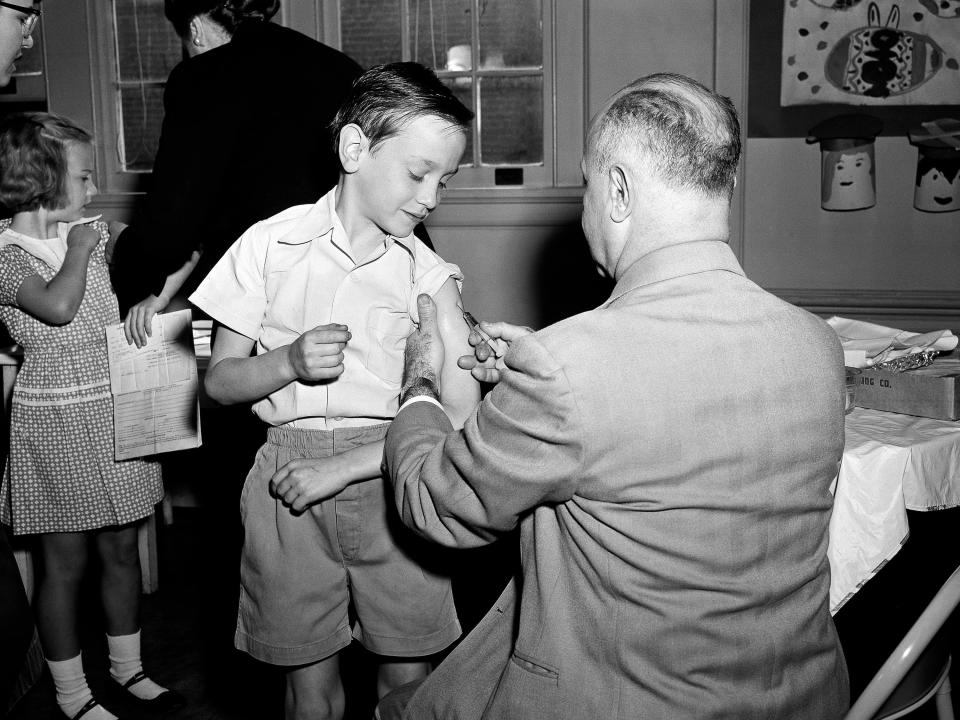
105,309,202,460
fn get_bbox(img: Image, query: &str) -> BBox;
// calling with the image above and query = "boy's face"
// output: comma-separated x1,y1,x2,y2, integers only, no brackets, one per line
48,141,97,223
355,115,466,238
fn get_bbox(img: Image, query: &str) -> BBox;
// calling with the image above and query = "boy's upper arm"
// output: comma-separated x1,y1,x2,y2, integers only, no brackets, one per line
432,277,481,427
209,323,256,367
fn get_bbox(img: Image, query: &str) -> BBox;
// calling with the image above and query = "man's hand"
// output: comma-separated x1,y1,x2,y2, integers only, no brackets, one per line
106,220,128,265
286,324,351,382
65,224,100,255
270,457,346,513
123,294,169,348
457,320,532,384
400,294,445,404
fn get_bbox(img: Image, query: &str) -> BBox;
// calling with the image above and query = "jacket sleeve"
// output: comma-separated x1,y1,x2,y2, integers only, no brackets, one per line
383,334,584,547
111,62,239,309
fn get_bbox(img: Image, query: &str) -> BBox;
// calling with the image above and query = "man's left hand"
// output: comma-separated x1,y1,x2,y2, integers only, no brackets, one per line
401,294,445,404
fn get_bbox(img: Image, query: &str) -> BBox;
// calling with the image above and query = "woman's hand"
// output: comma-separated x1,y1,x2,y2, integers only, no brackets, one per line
270,456,350,513
106,220,128,265
123,294,169,347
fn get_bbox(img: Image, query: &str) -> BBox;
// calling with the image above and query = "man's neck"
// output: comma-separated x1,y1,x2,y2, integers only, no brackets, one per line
614,193,730,277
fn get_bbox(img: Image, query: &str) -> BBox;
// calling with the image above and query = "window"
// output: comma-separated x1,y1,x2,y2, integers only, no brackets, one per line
75,0,581,194
112,0,182,172
337,0,551,188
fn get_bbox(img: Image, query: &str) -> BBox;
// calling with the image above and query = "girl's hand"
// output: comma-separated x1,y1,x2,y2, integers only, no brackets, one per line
123,294,170,348
269,457,349,513
65,224,100,255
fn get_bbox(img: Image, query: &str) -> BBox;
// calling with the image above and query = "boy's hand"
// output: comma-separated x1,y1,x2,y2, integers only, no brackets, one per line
270,457,346,512
66,224,100,255
286,324,351,381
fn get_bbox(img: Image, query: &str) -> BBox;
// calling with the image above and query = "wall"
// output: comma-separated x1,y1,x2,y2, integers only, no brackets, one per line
424,0,728,329
65,0,958,334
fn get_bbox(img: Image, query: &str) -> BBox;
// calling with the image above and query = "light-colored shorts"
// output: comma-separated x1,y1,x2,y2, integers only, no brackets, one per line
235,423,461,666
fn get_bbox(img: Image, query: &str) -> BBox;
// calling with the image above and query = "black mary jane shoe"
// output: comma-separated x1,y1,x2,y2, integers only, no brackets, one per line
72,698,117,720
121,671,187,712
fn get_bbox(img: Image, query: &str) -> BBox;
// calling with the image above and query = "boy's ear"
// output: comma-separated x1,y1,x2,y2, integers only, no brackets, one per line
338,123,368,174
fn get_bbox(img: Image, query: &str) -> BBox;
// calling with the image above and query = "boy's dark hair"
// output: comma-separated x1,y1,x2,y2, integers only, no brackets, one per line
0,113,93,215
329,62,474,155
165,0,279,39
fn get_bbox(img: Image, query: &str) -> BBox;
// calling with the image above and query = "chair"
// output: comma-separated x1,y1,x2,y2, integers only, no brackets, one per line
844,564,960,720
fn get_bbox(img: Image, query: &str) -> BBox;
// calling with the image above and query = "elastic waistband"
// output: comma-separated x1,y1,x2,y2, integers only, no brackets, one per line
265,422,390,452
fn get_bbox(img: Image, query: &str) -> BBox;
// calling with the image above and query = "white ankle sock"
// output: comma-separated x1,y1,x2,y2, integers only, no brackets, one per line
106,630,167,701
45,654,116,720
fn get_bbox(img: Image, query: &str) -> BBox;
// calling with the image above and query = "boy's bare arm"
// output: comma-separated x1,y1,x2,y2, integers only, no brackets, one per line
270,439,385,512
204,322,351,405
15,224,99,325
433,277,482,429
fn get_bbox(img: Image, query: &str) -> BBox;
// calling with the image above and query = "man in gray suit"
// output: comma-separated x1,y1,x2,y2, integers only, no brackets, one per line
381,72,849,719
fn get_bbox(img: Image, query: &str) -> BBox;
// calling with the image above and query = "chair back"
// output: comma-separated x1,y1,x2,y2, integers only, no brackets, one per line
844,564,960,720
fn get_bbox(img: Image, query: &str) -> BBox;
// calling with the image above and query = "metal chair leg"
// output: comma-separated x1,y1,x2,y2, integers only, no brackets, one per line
935,674,954,720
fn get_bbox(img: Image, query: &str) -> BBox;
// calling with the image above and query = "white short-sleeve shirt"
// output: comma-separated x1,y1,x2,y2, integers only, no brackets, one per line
190,188,462,429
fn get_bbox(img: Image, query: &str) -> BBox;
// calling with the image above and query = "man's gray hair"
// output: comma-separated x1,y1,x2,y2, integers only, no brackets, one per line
591,73,741,199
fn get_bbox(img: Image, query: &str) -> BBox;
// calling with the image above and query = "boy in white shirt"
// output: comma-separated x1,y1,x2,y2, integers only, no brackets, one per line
190,62,480,720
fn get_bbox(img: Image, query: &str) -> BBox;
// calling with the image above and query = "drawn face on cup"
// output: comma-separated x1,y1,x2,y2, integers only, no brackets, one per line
821,142,876,211
914,149,960,213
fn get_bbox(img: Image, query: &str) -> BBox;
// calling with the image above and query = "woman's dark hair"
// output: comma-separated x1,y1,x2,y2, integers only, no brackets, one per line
164,0,279,39
0,113,93,215
330,62,474,155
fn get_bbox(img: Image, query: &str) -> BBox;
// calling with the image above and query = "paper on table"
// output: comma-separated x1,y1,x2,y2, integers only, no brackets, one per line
105,309,202,460
826,316,958,369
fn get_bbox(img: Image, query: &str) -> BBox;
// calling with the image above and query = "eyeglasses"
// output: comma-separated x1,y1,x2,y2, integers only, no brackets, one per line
0,2,41,38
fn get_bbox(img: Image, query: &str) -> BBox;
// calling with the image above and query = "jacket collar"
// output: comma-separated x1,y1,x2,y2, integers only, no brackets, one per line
604,240,744,308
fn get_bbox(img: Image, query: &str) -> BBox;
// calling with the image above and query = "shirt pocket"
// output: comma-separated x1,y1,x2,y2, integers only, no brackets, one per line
365,307,411,386
264,269,306,337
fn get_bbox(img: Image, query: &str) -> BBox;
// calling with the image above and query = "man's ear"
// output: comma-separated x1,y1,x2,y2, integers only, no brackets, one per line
607,164,631,223
338,124,368,174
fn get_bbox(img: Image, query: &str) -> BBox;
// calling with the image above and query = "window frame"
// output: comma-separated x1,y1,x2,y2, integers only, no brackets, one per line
46,0,586,198
323,0,570,190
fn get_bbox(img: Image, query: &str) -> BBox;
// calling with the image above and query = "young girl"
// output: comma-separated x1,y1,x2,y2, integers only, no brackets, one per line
0,113,184,720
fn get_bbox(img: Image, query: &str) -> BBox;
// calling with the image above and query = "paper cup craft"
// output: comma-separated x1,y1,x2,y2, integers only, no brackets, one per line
807,114,883,211
909,119,960,213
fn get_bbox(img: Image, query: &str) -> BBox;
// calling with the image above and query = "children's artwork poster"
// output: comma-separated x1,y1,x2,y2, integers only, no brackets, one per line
782,0,960,107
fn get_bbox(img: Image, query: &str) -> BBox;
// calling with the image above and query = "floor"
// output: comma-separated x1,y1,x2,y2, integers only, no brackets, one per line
6,465,960,719
6,504,516,720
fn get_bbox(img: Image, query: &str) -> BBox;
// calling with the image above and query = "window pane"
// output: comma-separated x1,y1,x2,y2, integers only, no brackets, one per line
114,0,181,81
479,0,541,69
479,76,541,165
341,0,403,69
409,0,471,72
442,78,474,164
119,86,165,171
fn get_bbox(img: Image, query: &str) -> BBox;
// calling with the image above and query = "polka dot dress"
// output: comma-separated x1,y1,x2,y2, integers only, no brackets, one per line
0,220,162,535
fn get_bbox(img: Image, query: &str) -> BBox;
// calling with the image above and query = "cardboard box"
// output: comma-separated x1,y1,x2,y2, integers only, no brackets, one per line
855,357,960,420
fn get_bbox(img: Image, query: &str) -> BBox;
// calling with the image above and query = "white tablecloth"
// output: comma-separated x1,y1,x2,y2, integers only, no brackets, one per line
828,407,960,613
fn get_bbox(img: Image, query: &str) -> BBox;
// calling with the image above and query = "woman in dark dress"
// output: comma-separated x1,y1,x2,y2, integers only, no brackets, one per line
109,0,363,343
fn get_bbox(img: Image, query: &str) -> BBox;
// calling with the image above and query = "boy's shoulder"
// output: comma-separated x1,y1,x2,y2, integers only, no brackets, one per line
241,202,326,245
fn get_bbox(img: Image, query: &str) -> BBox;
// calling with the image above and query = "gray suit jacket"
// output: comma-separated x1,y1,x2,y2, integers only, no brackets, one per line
384,240,849,719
